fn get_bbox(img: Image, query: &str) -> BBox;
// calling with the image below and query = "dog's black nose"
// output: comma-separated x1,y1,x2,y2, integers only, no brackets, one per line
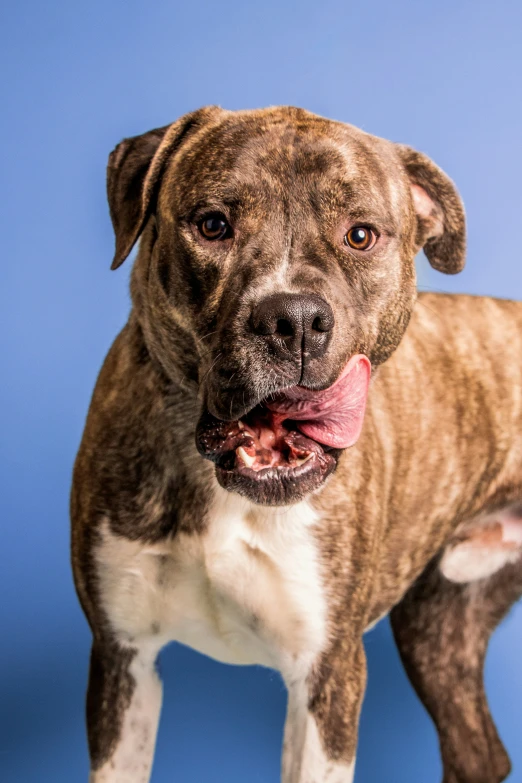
251,293,334,361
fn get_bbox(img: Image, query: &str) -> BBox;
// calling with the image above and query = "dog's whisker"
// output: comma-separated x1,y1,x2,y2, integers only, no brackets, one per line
197,329,219,344
198,352,223,391
415,298,447,326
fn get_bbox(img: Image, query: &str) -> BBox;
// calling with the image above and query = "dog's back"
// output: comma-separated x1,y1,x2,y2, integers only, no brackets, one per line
355,292,522,619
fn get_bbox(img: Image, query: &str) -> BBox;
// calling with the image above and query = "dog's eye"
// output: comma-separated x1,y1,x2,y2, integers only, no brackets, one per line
198,214,231,241
344,226,377,251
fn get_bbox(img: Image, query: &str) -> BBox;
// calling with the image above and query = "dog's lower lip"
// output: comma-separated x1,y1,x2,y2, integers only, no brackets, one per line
216,455,320,488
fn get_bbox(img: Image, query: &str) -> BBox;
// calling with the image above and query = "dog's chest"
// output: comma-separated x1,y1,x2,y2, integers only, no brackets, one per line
96,489,328,676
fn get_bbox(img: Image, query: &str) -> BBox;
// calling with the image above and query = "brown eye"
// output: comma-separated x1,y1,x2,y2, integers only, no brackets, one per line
344,226,377,251
198,214,231,240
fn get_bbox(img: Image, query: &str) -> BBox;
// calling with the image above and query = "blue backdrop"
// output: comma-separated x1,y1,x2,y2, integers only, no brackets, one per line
1,1,521,781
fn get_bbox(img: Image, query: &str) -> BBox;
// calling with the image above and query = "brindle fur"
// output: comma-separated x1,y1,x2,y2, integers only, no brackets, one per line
71,106,522,782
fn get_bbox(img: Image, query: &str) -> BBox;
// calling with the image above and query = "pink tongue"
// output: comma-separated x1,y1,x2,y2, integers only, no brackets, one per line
266,354,371,449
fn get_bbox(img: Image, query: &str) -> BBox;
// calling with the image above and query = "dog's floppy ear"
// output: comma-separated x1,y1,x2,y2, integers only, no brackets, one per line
396,145,466,274
107,106,221,270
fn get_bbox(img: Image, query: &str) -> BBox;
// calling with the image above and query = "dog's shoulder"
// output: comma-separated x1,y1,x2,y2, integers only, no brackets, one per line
71,318,212,544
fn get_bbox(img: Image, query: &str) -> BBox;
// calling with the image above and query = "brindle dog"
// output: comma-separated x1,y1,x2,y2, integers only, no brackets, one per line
72,106,522,783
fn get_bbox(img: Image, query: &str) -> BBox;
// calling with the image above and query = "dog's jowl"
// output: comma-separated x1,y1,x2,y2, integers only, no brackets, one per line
71,106,522,783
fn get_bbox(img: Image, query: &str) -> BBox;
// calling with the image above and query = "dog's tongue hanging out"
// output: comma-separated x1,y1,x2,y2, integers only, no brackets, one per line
265,354,371,449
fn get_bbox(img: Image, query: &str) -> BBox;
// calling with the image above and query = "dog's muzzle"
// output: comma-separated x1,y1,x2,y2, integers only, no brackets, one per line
196,353,371,505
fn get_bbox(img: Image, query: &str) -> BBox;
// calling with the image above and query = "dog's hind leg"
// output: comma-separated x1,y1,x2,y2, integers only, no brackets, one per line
390,553,522,783
87,637,163,783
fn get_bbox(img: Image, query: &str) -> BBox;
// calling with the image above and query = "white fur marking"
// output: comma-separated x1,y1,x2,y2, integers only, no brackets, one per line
440,506,522,584
440,542,521,584
90,647,162,783
95,484,328,680
301,716,355,783
283,683,355,783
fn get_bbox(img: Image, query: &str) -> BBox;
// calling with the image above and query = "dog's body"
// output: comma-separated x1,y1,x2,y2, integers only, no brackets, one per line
72,106,522,783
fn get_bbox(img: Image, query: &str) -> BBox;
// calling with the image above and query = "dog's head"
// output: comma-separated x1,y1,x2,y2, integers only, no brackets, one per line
107,106,465,505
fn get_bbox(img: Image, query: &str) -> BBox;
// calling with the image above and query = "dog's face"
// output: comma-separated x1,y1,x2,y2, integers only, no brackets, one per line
107,106,465,505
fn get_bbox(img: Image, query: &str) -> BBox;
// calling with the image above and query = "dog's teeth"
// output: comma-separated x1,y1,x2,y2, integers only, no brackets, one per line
238,421,244,430
237,446,256,468
295,453,314,466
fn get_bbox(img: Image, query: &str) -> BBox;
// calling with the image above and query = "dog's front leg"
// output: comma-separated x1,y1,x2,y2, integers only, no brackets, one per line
87,638,163,783
282,640,366,783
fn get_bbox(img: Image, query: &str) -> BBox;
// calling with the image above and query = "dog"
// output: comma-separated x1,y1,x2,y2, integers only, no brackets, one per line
71,105,522,783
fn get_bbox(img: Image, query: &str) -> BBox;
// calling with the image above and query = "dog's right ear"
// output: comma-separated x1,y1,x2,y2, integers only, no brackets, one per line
396,145,466,275
107,106,221,270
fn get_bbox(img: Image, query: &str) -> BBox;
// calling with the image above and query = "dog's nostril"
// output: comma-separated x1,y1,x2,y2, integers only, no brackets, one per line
276,318,294,337
313,310,335,333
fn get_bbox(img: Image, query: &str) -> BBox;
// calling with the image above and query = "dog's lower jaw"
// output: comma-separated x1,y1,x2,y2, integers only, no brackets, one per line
215,455,339,505
195,398,349,505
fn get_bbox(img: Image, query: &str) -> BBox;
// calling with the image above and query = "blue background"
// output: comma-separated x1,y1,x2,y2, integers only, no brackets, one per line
1,0,521,780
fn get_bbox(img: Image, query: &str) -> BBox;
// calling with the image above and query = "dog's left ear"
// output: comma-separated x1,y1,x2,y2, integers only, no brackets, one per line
396,145,466,274
107,106,222,269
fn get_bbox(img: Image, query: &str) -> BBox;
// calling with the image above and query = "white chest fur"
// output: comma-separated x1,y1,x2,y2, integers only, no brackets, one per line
96,486,328,681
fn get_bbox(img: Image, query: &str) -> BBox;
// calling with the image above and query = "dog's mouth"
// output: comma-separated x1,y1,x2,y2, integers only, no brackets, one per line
196,354,371,504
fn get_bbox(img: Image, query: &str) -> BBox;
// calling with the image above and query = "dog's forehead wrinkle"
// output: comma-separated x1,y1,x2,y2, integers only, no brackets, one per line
177,114,381,199
335,134,403,211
